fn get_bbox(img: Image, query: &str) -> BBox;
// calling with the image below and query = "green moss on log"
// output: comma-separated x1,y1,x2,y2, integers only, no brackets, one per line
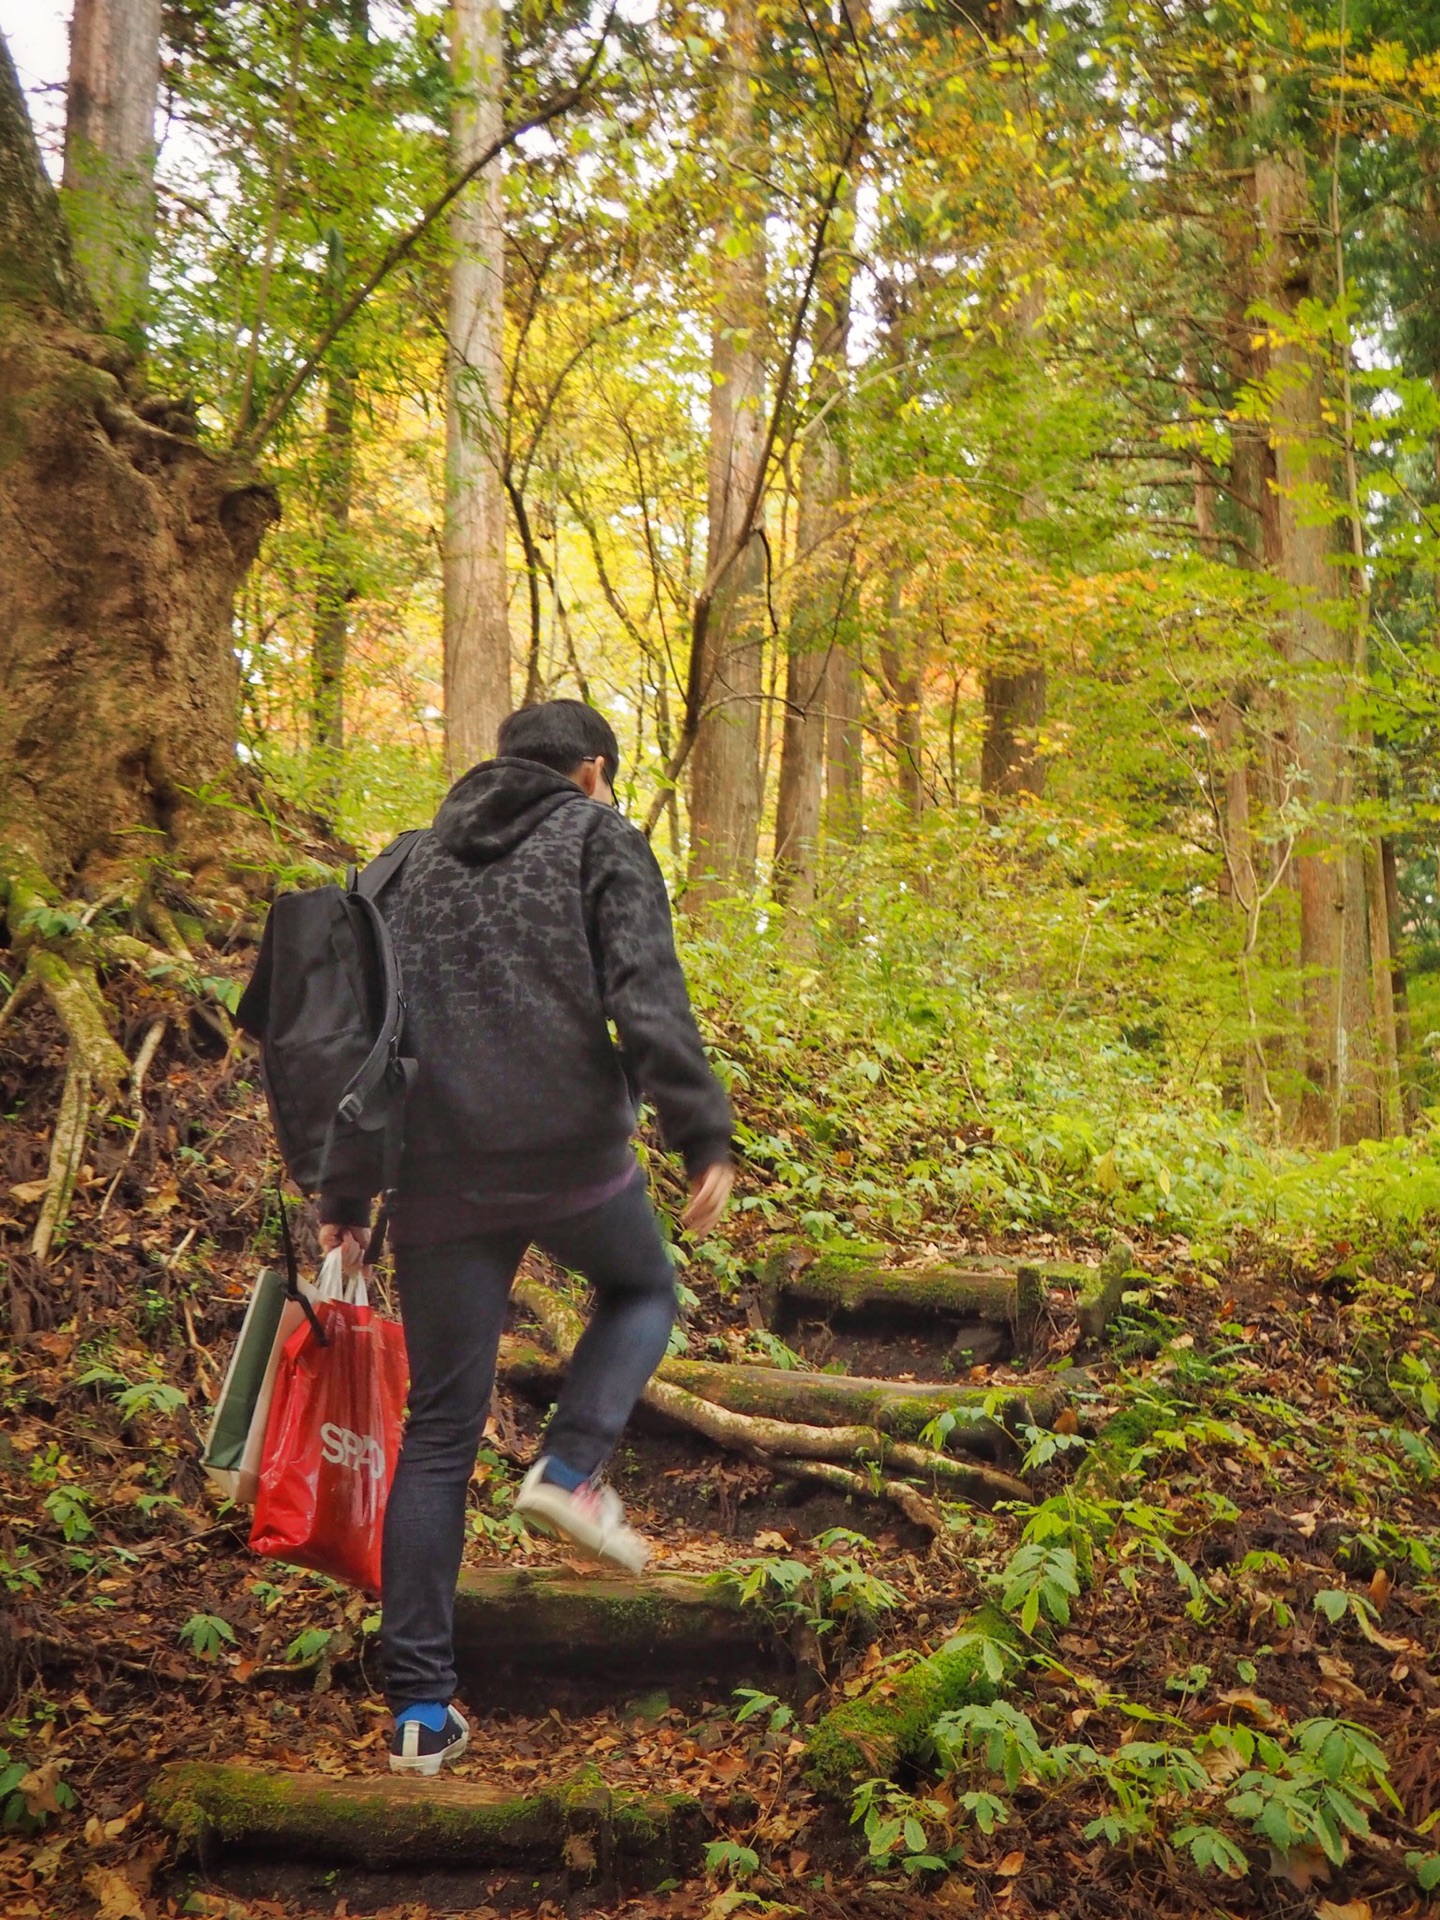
452,1566,773,1701
804,1604,1021,1799
656,1358,1061,1455
762,1239,1042,1351
147,1761,703,1875
1076,1241,1143,1342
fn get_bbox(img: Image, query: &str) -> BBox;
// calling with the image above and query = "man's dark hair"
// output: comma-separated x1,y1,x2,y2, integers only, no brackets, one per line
498,699,620,787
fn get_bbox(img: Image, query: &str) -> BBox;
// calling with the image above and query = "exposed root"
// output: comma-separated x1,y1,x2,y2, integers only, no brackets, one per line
774,1456,945,1535
27,947,131,1098
32,1049,91,1263
97,1017,167,1224
0,969,37,1043
514,1276,1030,1511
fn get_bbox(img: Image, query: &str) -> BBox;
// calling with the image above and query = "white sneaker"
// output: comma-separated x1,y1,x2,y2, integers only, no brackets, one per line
388,1704,470,1776
513,1459,650,1573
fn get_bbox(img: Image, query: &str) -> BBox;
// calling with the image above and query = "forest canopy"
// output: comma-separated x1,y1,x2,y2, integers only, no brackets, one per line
9,0,1440,1244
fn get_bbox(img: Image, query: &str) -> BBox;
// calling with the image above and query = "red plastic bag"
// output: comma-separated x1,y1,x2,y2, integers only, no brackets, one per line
249,1261,408,1594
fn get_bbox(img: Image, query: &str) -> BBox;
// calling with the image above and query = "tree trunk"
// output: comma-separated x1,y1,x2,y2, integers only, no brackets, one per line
1381,836,1418,1122
878,569,925,817
61,0,160,345
774,231,851,905
0,34,275,879
980,280,1046,814
824,638,863,844
687,0,767,902
1255,151,1379,1144
310,358,355,807
444,0,511,777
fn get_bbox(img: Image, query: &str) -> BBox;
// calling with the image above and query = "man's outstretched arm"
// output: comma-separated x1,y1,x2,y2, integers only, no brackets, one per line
588,817,735,1210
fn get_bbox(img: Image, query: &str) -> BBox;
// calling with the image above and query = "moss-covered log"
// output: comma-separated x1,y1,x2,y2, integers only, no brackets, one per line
762,1237,1041,1349
452,1566,777,1703
147,1761,703,1879
804,1604,1021,1798
501,1325,1060,1466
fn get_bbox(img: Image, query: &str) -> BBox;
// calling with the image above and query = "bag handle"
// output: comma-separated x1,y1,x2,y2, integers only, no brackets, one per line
276,1183,328,1347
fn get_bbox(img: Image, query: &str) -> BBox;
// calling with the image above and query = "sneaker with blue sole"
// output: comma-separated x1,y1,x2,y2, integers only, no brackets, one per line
388,1704,470,1776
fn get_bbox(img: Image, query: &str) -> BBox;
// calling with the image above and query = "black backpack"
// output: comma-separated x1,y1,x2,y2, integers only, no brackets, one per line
235,831,425,1210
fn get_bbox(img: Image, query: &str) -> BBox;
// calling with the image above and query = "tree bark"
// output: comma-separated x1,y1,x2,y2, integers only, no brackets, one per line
687,0,767,902
310,358,355,806
979,273,1046,813
1254,151,1379,1144
444,0,511,777
878,568,925,816
0,35,275,879
774,230,851,904
61,0,160,344
824,636,864,844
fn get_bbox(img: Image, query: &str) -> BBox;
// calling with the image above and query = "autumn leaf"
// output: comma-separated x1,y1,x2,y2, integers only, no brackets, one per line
1316,1901,1372,1920
994,1850,1026,1876
81,1867,146,1920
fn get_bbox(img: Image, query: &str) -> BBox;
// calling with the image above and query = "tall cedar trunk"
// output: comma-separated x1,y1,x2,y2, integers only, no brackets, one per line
1381,836,1418,1120
0,34,274,876
61,0,160,344
878,569,924,817
311,357,356,801
444,0,511,776
1255,152,1379,1144
824,633,863,844
774,237,850,903
687,0,767,901
979,208,1046,813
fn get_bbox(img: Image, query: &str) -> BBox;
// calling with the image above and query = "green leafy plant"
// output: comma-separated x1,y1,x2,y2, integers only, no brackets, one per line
850,1779,960,1874
720,1531,902,1637
178,1613,237,1659
998,1541,1080,1631
1223,1718,1398,1869
732,1688,794,1734
42,1486,94,1543
705,1838,761,1880
285,1627,333,1664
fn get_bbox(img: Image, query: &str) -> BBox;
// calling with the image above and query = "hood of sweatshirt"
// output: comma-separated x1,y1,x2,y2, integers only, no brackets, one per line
433,757,589,866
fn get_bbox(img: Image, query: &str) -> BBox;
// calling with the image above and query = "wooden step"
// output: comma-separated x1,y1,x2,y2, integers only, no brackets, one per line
499,1338,1064,1459
149,1760,702,1882
759,1237,1042,1356
451,1565,778,1706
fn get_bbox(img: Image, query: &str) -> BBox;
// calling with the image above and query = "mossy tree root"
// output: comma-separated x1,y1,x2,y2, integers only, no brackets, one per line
803,1603,1021,1799
31,1049,90,1263
513,1280,1034,1510
147,1761,704,1880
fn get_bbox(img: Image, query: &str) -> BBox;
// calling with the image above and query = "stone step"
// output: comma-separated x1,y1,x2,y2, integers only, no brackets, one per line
451,1565,778,1707
149,1760,702,1886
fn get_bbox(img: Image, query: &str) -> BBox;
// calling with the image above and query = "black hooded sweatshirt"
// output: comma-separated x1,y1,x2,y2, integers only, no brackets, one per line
320,758,732,1229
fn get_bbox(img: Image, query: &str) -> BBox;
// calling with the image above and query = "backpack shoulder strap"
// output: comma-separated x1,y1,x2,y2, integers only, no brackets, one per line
355,827,426,902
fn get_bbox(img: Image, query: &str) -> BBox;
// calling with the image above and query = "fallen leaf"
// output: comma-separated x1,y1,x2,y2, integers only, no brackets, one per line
1195,1688,1282,1728
1317,1901,1372,1920
1368,1567,1391,1611
1352,1607,1416,1654
144,1178,181,1216
7,1179,48,1206
19,1762,66,1817
1054,1407,1079,1435
994,1850,1026,1876
82,1867,146,1920
1272,1842,1333,1890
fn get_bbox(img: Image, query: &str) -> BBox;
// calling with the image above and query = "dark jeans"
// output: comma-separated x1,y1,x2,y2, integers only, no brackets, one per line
380,1177,677,1708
